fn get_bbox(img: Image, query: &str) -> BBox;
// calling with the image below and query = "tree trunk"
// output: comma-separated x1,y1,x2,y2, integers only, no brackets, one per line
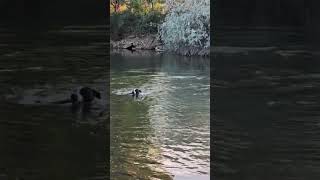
113,5,117,12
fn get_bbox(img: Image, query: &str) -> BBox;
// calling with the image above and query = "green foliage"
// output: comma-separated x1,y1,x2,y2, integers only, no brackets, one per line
111,11,164,40
129,0,144,13
159,0,210,52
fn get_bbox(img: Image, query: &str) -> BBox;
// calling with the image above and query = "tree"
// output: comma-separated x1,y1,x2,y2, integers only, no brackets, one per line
159,0,210,53
111,0,128,13
111,0,120,13
126,0,144,13
146,0,155,10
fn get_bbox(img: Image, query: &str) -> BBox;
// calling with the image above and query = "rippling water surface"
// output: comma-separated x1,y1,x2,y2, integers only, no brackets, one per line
111,51,210,179
0,26,108,180
214,46,320,180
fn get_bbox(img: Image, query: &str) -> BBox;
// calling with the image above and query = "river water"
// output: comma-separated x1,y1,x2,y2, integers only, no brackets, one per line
213,45,320,180
3,25,319,180
0,26,108,180
110,50,210,179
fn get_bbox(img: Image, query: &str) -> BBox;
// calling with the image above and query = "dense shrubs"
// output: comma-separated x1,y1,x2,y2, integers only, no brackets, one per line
110,11,164,40
111,0,210,55
159,0,210,52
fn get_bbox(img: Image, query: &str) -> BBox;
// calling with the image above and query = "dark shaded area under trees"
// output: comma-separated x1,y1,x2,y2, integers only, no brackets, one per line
0,0,106,28
213,0,320,45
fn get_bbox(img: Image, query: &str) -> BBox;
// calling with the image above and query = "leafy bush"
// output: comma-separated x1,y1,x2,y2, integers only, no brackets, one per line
159,0,210,51
110,10,164,40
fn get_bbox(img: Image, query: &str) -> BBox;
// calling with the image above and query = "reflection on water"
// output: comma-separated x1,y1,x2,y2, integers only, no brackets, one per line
214,46,320,180
0,26,108,180
111,51,210,179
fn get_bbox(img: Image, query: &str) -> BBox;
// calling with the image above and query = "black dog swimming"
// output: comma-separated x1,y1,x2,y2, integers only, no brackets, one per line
79,87,101,102
51,87,101,108
129,89,142,98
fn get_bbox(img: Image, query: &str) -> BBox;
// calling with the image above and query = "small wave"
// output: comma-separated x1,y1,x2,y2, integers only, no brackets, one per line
112,88,135,96
169,75,197,79
196,77,205,80
112,83,162,97
24,67,43,71
0,69,15,72
126,69,149,73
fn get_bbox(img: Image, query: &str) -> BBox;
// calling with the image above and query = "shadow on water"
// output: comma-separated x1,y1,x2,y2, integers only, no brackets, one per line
0,26,108,180
213,44,320,180
111,50,210,180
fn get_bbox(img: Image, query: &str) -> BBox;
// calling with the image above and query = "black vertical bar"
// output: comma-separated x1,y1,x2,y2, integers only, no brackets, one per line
106,0,111,179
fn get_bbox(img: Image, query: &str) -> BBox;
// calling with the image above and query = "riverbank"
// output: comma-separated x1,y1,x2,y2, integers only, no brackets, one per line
110,34,161,50
110,34,210,57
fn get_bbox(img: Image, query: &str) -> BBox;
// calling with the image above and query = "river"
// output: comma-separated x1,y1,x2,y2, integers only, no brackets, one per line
110,50,210,179
213,44,320,180
0,26,108,180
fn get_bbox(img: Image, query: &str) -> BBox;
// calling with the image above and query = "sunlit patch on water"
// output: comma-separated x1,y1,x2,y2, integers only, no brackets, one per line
167,75,197,79
111,53,210,180
146,72,210,177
